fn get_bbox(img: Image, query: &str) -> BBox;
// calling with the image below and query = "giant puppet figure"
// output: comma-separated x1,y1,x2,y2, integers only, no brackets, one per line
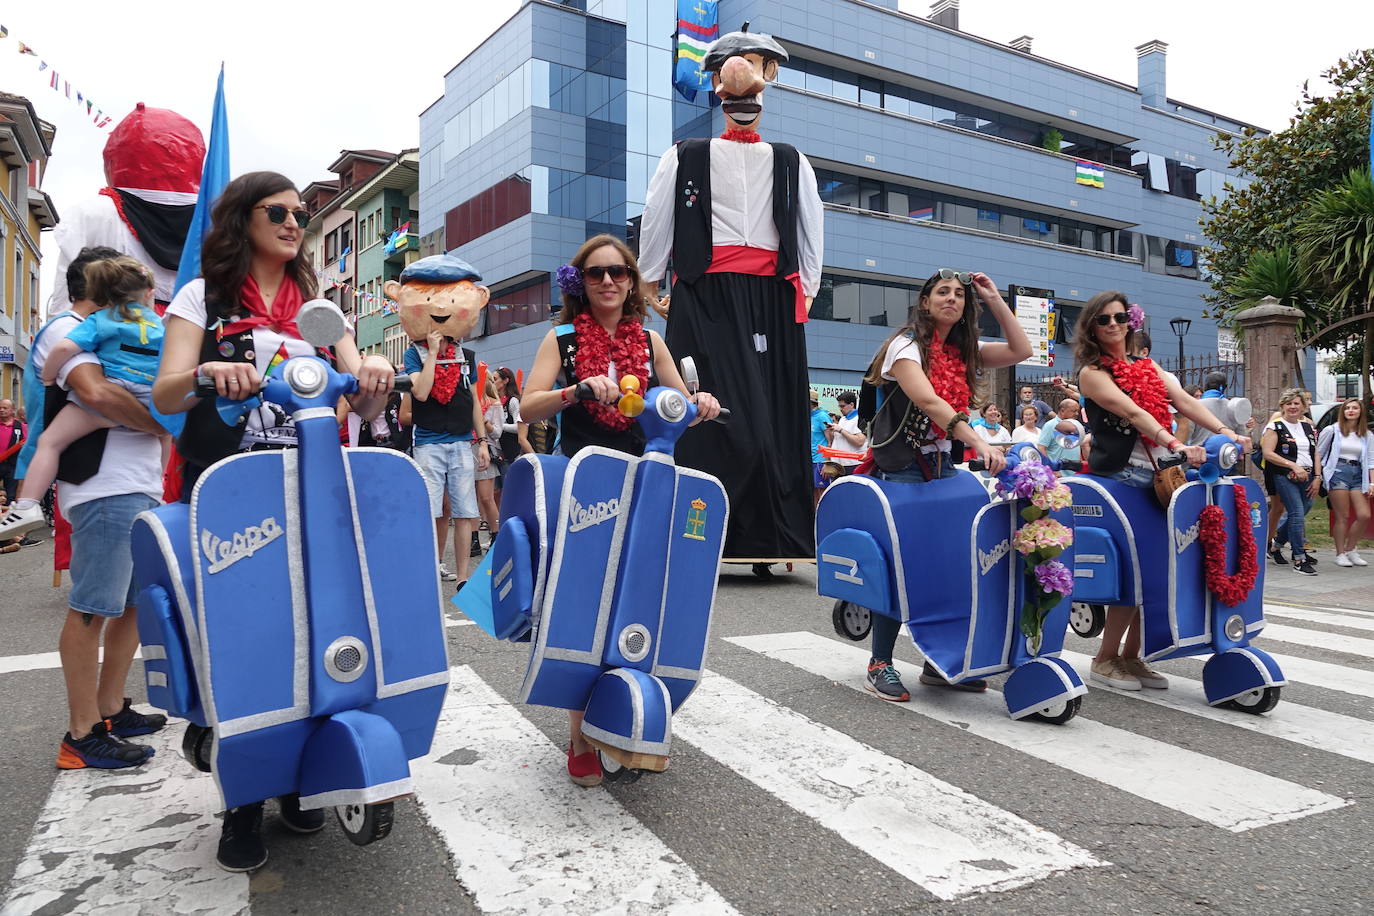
49,103,206,310
639,26,823,565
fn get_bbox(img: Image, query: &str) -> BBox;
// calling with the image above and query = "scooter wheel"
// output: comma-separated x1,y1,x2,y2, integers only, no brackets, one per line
1027,695,1082,725
1069,603,1106,639
181,723,213,773
1223,686,1281,715
336,801,394,846
832,600,872,641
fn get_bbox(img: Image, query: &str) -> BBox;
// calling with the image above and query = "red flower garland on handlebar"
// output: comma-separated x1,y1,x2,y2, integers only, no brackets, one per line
1102,357,1171,447
1198,484,1259,607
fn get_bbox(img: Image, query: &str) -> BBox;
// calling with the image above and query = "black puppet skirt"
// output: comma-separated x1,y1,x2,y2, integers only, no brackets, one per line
665,271,814,560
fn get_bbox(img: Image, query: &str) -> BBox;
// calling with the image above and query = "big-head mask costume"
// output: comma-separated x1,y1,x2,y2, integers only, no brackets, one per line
704,25,788,139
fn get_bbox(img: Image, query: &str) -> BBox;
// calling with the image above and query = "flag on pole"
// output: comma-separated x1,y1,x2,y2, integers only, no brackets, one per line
174,65,231,295
17,42,36,55
673,0,718,103
48,71,57,90
0,25,9,39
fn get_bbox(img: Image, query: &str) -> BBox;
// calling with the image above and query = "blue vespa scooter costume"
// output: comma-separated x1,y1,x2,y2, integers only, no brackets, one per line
456,235,723,787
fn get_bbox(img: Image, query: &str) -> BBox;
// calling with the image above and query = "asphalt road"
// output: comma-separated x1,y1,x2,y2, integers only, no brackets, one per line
1,532,1371,916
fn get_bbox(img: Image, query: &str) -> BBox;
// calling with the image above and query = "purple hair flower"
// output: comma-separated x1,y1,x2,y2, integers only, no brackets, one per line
1033,559,1074,595
556,264,584,298
1127,303,1146,331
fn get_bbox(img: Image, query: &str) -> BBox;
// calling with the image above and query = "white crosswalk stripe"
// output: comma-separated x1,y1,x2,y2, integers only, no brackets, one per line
2,600,1369,913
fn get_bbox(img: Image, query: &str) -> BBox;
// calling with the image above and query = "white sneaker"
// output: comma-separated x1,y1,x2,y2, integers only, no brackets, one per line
1090,658,1142,691
1122,657,1169,689
1335,552,1354,567
439,564,458,582
1349,550,1368,567
0,503,45,539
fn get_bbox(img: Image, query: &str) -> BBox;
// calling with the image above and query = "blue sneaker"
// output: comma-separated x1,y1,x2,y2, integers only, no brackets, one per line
107,698,167,737
57,720,153,770
865,659,910,702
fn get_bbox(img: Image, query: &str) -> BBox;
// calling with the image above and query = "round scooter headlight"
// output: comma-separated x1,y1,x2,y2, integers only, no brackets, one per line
284,359,327,398
1224,614,1246,642
1216,442,1239,472
655,389,687,423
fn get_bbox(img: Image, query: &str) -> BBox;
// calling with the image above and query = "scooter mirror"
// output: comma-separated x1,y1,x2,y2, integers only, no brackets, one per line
1228,397,1252,426
297,299,348,349
1056,433,1081,450
680,356,700,395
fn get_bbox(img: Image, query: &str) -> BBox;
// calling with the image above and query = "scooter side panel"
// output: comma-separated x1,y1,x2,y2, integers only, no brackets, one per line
1159,482,1211,655
815,476,900,618
344,449,448,691
500,454,568,622
966,501,1018,676
1063,477,1143,607
131,505,204,723
605,455,676,671
654,466,728,709
519,448,634,709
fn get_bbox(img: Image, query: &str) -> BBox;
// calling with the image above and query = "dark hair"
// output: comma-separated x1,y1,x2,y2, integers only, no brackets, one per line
1338,397,1369,438
66,246,124,302
496,366,521,397
200,171,316,321
1203,371,1227,392
84,256,153,321
837,391,856,406
554,234,651,325
1134,330,1152,355
863,270,983,400
1072,290,1135,368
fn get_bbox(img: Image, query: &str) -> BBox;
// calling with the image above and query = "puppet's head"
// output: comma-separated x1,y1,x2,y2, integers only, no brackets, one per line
384,254,489,342
704,25,789,133
103,103,206,193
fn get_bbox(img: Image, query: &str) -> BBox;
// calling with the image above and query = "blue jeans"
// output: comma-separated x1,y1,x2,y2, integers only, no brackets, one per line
1271,472,1314,559
1329,460,1364,491
66,492,159,617
414,440,479,518
868,460,958,661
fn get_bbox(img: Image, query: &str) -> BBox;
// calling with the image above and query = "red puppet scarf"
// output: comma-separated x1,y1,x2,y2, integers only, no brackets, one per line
222,274,304,339
429,341,466,405
925,333,971,438
572,312,648,431
1101,357,1172,446
720,128,761,143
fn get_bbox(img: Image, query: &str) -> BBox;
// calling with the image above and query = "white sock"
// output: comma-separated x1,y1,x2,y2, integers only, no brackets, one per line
12,498,38,510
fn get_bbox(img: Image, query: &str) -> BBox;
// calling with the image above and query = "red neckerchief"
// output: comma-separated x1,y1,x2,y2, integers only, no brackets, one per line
98,187,137,242
572,312,648,431
925,332,971,438
1101,357,1171,446
222,274,303,338
720,128,761,143
430,341,465,405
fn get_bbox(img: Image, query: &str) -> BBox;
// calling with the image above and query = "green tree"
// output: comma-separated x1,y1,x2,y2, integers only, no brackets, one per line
1200,49,1374,344
1294,167,1374,399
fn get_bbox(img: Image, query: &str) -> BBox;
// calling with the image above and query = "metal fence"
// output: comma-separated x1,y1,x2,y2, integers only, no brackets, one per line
1016,354,1245,406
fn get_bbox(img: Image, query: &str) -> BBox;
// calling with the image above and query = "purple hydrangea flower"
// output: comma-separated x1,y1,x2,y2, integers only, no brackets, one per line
1127,303,1146,331
556,264,584,298
1034,559,1074,595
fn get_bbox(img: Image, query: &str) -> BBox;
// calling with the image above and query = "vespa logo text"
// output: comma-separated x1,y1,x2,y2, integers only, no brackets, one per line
202,517,285,574
1174,521,1200,555
1072,505,1103,517
568,497,621,533
978,538,1011,575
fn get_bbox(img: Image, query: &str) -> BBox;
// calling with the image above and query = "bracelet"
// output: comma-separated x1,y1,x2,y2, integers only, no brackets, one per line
1166,438,1183,451
949,410,970,430
559,386,575,408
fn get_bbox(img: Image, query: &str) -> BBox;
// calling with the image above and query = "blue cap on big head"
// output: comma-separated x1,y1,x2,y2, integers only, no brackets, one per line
399,253,482,285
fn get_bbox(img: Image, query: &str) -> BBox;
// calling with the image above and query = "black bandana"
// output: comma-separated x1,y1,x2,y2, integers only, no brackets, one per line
111,190,196,270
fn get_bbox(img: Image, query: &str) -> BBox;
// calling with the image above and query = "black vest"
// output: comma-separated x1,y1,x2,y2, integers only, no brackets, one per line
408,343,477,438
671,138,801,284
554,323,656,459
1268,419,1316,468
1084,358,1148,474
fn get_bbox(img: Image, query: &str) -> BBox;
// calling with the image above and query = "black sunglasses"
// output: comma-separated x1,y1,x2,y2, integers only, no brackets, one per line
255,204,311,229
937,268,972,284
583,264,631,282
1095,312,1131,326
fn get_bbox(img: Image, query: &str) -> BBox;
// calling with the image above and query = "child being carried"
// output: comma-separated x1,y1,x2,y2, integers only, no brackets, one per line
0,256,181,537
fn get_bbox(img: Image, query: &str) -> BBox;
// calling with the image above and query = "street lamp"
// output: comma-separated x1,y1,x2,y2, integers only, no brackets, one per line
1169,316,1191,367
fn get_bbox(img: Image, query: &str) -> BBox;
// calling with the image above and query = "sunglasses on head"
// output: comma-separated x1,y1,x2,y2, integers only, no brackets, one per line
1094,312,1131,326
255,204,311,229
936,268,972,284
583,264,631,282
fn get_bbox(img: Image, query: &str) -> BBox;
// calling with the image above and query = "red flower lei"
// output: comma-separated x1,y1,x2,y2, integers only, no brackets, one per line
430,341,463,405
720,128,761,143
926,333,971,438
1102,357,1172,446
1198,484,1260,607
572,312,648,431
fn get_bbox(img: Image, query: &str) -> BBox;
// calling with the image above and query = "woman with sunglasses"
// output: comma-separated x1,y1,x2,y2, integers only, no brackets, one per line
153,171,393,872
1073,291,1251,690
520,233,720,787
857,268,1030,700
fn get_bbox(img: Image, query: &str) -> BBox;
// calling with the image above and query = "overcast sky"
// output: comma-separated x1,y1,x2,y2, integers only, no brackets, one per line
4,0,1371,308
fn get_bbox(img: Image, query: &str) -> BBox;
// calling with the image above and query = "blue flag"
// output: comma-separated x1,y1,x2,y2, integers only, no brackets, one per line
673,0,718,103
175,66,231,296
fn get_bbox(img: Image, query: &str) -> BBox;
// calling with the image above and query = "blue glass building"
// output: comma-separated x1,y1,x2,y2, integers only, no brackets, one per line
418,0,1262,396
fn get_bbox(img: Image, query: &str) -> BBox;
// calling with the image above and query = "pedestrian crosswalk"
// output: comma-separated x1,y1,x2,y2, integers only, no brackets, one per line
1,599,1367,914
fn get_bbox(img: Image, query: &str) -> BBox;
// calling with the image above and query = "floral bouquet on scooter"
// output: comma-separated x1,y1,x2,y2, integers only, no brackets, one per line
997,461,1074,654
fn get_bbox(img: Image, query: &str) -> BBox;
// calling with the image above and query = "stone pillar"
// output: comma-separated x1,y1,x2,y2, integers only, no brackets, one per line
1235,295,1304,431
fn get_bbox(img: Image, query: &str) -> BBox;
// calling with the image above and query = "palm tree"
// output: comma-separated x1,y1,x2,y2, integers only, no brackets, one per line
1295,167,1374,400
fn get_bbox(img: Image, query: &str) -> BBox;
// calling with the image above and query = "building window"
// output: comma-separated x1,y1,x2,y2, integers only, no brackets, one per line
444,173,534,249
326,232,337,261
484,276,552,336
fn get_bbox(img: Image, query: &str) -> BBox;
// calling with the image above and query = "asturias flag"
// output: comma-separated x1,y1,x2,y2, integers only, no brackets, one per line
673,0,718,103
175,65,231,296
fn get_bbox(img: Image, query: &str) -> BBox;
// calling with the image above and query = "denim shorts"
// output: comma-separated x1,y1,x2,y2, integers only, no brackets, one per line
1329,460,1366,491
414,440,479,519
66,492,159,618
1101,465,1155,488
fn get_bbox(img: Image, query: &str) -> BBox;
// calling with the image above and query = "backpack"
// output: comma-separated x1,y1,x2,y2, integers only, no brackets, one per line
527,416,557,455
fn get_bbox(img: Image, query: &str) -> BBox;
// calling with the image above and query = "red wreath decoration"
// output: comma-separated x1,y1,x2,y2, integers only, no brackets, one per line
926,332,971,438
1198,484,1260,607
1103,357,1171,446
572,312,648,431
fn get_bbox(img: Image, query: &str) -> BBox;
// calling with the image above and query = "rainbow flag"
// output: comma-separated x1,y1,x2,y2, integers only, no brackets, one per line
265,342,291,376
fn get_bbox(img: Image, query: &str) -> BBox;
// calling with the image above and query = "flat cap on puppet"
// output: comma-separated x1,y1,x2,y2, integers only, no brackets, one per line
702,26,789,71
399,254,482,286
